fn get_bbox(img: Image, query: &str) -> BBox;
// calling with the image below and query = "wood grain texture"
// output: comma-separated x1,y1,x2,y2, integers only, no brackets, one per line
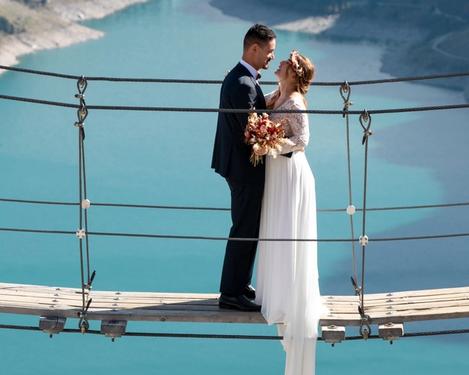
1,283,468,326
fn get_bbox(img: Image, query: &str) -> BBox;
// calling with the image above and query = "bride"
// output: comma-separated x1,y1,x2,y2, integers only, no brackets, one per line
255,50,322,375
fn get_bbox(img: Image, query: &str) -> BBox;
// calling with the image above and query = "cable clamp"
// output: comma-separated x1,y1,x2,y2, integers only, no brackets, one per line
76,229,86,239
359,235,368,246
74,76,88,130
76,75,88,95
358,305,372,340
76,106,88,125
85,270,96,290
346,205,356,215
350,276,361,295
81,199,91,209
359,318,371,340
359,110,372,145
340,81,352,117
78,298,92,333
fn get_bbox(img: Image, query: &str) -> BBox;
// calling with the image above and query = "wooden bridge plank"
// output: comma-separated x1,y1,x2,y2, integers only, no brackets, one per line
2,293,468,313
0,292,218,306
0,283,216,299
323,286,469,301
325,299,469,312
1,283,469,326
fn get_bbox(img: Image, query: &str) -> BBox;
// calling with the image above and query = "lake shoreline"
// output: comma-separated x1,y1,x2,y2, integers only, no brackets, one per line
0,0,148,73
209,0,469,101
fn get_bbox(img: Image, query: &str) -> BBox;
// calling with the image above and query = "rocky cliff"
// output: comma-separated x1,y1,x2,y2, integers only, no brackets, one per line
0,0,146,69
211,0,469,100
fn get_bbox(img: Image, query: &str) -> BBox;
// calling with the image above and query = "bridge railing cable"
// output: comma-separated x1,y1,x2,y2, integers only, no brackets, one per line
2,226,469,243
0,93,468,114
1,64,469,86
2,197,469,212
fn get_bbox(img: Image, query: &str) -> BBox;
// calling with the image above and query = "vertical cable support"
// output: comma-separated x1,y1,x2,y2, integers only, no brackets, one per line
340,82,359,295
74,76,94,333
358,110,372,339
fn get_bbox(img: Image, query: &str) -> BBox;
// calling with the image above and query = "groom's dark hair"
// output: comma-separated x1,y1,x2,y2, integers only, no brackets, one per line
243,24,276,49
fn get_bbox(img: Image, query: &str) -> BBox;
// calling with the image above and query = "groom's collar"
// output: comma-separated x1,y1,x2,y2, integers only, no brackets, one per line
239,59,260,80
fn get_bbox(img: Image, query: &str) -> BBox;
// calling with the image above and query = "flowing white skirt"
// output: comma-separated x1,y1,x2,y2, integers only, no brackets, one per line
256,151,322,375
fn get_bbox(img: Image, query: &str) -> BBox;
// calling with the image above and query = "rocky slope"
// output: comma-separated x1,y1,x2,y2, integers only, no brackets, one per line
0,0,147,69
211,0,469,100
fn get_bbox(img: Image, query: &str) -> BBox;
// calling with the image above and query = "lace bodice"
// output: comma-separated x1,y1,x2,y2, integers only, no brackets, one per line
266,91,309,153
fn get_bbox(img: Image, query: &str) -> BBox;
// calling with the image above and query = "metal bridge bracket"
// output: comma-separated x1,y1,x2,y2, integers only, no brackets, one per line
379,323,404,344
39,316,66,337
101,320,127,342
321,325,346,346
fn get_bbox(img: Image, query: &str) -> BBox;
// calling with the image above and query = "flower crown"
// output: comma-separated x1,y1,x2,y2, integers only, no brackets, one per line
288,50,304,78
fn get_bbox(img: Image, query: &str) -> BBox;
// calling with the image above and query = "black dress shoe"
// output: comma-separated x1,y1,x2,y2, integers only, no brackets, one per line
219,294,261,312
243,285,256,300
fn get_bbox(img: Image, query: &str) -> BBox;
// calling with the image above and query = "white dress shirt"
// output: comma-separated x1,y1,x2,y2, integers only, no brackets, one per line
240,59,259,80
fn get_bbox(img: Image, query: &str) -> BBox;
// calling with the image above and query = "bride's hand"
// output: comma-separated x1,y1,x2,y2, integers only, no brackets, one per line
265,89,280,109
291,144,305,152
281,138,295,146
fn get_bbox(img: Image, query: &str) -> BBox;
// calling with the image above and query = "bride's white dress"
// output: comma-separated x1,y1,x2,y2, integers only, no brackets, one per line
255,94,322,375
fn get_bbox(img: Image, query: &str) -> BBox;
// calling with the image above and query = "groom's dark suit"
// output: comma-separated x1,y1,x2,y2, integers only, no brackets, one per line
211,63,266,296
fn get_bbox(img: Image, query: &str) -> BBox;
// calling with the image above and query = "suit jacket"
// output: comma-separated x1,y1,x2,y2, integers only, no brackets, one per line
211,63,266,185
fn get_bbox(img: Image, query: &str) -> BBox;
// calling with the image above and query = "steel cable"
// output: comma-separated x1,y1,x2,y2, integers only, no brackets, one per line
2,197,469,212
1,64,469,86
340,82,359,295
2,226,469,243
1,94,468,114
0,323,468,341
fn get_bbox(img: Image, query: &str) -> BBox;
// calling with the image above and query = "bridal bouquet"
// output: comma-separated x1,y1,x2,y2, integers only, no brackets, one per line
244,112,286,166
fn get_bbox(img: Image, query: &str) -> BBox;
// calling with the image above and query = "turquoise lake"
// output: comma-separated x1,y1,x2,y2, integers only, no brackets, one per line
1,0,469,373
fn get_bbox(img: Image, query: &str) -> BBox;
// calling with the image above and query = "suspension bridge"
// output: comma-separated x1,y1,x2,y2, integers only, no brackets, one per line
1,65,469,344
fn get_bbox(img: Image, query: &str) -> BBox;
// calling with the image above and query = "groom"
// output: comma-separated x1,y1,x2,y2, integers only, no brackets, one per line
211,24,276,311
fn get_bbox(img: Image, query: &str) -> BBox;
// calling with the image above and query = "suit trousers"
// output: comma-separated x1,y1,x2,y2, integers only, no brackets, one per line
219,178,264,296
220,178,264,296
